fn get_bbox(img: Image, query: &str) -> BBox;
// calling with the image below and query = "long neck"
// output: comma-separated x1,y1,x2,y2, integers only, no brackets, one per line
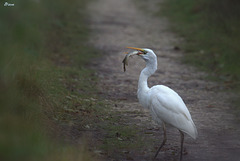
137,60,157,109
138,60,157,92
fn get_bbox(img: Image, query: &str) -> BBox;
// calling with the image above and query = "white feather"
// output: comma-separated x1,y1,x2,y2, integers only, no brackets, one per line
149,85,197,139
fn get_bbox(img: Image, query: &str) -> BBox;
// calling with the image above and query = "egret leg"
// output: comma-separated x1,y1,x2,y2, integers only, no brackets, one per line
179,130,184,161
153,123,167,160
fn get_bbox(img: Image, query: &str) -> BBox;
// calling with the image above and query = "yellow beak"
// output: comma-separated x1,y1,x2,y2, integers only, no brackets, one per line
126,47,144,52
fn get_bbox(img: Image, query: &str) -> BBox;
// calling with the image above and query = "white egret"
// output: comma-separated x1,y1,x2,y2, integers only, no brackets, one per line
123,47,198,161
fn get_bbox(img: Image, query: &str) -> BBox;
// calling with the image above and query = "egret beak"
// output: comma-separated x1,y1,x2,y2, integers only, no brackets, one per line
126,47,145,55
126,47,144,51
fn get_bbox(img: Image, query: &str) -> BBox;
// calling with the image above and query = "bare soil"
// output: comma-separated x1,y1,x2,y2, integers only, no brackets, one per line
87,0,240,160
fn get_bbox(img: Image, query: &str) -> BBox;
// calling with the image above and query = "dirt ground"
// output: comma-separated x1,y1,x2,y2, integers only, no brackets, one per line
87,0,240,160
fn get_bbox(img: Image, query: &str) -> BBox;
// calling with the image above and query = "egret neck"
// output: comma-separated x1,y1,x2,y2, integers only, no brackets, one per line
137,57,157,109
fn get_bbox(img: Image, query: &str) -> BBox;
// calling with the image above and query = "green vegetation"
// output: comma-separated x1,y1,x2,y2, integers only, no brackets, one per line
161,0,240,86
0,1,146,160
99,112,143,154
0,0,98,160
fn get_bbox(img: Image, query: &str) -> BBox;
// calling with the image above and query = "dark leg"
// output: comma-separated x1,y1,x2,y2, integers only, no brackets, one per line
153,123,167,160
179,130,184,161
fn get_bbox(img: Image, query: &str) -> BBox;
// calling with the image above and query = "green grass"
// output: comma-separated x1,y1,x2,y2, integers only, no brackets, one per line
160,0,240,86
98,111,146,159
0,1,146,160
0,0,99,160
101,115,140,149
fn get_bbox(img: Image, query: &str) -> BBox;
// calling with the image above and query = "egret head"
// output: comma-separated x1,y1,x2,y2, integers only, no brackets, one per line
126,47,157,63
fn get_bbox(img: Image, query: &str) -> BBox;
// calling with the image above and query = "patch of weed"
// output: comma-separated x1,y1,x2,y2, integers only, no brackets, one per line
97,110,145,157
0,0,98,160
160,0,240,85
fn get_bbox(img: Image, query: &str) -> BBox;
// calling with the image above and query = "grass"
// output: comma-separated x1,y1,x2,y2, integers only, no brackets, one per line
0,0,99,160
96,109,149,160
1,1,147,160
100,113,142,151
160,0,240,87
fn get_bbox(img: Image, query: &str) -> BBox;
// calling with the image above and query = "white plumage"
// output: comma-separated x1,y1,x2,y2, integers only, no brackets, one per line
125,47,197,160
148,85,197,139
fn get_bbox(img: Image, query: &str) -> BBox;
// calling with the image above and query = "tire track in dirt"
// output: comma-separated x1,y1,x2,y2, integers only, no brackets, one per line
87,0,240,160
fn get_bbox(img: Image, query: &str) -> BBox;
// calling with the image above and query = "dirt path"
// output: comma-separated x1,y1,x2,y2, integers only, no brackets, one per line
87,0,240,160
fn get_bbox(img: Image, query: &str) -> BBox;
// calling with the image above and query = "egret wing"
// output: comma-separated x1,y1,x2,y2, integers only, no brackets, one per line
149,85,198,139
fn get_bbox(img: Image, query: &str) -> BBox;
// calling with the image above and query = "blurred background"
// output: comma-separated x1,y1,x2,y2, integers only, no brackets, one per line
0,0,96,160
0,0,239,161
163,0,240,82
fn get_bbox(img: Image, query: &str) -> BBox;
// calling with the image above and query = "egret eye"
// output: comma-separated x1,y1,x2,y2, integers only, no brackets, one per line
142,50,147,54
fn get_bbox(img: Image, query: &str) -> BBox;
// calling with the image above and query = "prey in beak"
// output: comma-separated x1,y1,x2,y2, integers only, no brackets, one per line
122,47,146,72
